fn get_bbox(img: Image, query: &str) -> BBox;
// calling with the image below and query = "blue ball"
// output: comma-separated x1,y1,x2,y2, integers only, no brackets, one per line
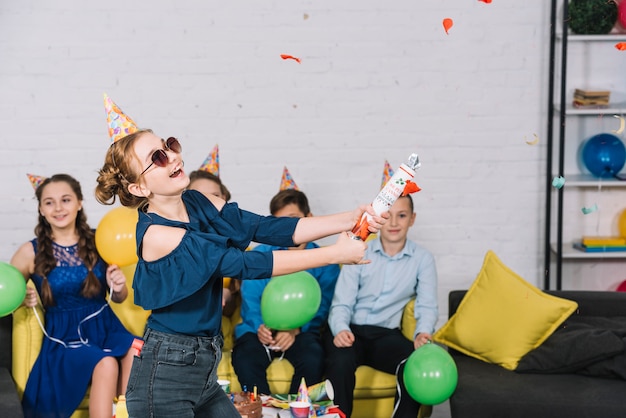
581,133,626,178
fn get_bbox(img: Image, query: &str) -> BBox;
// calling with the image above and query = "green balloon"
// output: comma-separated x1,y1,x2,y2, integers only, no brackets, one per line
261,271,322,330
0,262,26,317
403,342,458,405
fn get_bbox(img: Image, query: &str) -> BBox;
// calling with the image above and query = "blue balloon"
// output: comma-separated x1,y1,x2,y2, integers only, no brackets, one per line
581,133,626,178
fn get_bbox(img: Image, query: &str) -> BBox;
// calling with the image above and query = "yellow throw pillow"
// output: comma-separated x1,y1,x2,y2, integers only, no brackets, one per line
433,250,578,370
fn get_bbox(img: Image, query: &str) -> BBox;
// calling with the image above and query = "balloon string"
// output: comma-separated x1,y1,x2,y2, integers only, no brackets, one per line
32,301,109,349
594,179,603,235
392,357,408,417
263,344,285,363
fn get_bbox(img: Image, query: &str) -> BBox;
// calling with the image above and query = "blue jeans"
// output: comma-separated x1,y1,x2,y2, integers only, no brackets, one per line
126,328,239,418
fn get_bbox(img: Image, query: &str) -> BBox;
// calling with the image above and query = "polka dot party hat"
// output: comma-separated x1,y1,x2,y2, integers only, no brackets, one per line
104,93,139,143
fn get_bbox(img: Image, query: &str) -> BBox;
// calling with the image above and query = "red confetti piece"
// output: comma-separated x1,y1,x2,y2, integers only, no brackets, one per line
615,42,626,51
443,18,454,35
478,0,492,3
401,180,421,196
280,54,301,63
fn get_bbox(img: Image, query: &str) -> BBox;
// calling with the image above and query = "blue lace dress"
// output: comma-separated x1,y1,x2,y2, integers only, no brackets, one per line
22,240,135,418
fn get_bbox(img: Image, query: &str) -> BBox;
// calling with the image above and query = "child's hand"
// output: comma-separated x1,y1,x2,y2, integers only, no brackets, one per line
106,264,127,294
351,204,389,235
333,330,355,348
24,287,38,308
333,232,368,265
257,324,275,346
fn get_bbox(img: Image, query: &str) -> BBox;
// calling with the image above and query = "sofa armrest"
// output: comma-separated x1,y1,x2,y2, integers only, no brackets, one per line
12,304,44,399
400,297,417,341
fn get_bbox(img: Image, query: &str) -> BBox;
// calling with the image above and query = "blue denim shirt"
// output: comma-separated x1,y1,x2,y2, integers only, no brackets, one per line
133,190,299,337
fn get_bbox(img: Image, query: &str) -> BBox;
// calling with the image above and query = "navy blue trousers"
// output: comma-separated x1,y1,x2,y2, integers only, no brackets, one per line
232,331,324,395
323,324,421,418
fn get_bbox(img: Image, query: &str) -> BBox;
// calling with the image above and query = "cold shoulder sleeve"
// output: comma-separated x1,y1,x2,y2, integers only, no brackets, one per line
133,231,274,310
183,190,299,248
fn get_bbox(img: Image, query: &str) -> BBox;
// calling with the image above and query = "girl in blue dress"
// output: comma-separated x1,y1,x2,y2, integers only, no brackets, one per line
11,174,135,418
94,95,386,418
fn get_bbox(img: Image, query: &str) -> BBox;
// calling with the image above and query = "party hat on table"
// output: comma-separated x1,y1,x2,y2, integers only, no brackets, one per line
198,144,220,176
104,93,139,143
296,377,309,402
295,377,316,417
381,160,394,189
279,166,299,191
27,173,45,191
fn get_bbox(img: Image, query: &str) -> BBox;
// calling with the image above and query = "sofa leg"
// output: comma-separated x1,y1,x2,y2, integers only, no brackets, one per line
418,405,433,418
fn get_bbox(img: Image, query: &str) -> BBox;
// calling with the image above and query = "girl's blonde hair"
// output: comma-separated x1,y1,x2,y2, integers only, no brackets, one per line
95,129,152,208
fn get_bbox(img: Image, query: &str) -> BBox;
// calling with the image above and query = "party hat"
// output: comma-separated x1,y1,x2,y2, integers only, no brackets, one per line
381,160,394,189
198,144,220,176
27,173,45,191
104,93,139,143
296,377,309,402
280,166,299,191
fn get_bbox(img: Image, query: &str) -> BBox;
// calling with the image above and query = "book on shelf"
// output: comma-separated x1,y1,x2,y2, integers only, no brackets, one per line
573,242,626,253
574,89,611,98
582,236,626,246
572,88,610,108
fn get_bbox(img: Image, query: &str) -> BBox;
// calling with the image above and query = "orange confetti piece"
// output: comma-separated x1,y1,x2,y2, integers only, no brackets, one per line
443,18,454,35
478,0,492,3
401,180,421,196
615,42,626,51
280,54,301,63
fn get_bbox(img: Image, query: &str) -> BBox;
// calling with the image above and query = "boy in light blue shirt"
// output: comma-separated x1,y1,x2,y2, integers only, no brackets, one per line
325,195,438,418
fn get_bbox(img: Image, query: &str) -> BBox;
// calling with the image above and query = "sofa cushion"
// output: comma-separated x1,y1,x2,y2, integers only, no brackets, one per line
449,352,626,418
433,250,578,370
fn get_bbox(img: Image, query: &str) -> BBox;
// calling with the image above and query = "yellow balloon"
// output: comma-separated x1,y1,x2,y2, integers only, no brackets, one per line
109,264,151,337
619,209,626,238
95,206,138,267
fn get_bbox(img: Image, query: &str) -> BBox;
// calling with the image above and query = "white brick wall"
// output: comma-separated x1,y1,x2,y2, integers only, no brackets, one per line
0,1,552,328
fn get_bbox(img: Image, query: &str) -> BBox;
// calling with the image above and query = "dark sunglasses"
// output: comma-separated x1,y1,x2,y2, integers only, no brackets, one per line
140,137,182,176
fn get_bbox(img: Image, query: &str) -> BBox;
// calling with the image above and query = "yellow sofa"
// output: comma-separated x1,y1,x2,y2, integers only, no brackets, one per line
13,275,431,418
220,297,432,418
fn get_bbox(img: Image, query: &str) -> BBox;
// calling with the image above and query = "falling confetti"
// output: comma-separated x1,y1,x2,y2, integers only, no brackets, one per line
525,133,539,145
552,176,565,189
615,42,626,51
478,0,492,3
303,13,309,20
443,18,454,35
581,204,598,215
280,54,301,63
612,115,625,134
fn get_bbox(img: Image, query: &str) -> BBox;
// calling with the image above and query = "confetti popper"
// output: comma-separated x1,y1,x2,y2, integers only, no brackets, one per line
351,153,421,240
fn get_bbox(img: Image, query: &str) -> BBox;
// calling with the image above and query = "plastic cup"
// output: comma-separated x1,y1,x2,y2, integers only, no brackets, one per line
217,379,230,393
308,379,334,402
289,401,311,418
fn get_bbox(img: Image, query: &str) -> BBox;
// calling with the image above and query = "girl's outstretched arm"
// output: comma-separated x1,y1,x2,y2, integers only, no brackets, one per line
292,204,387,245
271,231,368,277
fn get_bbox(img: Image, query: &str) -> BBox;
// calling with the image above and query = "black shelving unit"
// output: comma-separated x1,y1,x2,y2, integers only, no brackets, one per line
545,0,626,290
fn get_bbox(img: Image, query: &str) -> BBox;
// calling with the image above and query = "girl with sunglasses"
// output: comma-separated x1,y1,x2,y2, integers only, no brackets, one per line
95,120,386,416
11,173,135,418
